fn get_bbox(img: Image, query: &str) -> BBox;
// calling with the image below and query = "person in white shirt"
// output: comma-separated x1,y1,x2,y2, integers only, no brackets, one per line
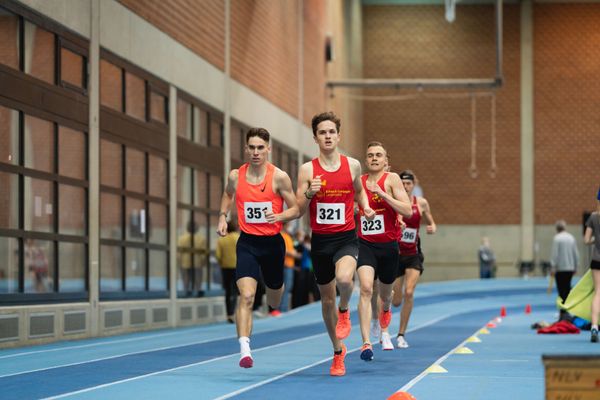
550,220,579,317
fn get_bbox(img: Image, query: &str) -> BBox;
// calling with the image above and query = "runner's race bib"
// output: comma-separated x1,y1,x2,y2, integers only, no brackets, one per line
400,227,417,243
243,202,272,223
360,214,384,235
316,203,345,225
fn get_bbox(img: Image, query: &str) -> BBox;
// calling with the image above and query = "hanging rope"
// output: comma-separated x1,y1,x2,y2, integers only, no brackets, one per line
489,93,497,178
469,94,478,178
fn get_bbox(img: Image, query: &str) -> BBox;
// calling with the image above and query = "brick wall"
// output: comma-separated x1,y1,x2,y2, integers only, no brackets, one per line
363,5,521,224
119,0,332,130
534,4,600,224
119,0,225,70
231,0,299,118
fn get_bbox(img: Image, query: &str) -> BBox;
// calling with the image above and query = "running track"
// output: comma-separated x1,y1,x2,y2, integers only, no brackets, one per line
1,278,597,399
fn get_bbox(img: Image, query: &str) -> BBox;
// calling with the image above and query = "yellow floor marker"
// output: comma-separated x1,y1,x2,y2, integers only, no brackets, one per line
479,328,491,334
455,346,474,354
426,364,448,373
467,336,482,343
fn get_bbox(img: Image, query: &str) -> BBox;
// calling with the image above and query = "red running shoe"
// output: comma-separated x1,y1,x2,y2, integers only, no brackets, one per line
336,310,351,339
379,308,392,330
330,343,347,376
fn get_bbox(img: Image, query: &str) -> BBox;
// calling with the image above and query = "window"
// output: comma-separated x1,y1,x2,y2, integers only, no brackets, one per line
150,90,167,124
125,71,146,121
0,8,20,69
0,106,88,298
99,138,169,297
60,45,86,91
24,21,55,84
100,60,122,112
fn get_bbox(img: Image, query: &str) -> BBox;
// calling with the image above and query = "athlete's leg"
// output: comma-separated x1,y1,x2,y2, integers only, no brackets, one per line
336,255,357,310
265,285,284,310
398,268,420,335
392,275,405,308
318,279,344,351
591,270,600,328
357,266,375,344
236,277,258,338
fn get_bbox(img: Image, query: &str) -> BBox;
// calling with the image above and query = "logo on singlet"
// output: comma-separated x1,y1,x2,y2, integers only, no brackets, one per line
260,184,267,192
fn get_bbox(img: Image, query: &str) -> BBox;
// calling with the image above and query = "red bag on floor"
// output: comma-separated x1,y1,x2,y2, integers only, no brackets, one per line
537,320,580,334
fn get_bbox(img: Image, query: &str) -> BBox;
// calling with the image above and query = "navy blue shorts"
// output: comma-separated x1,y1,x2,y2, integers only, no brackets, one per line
591,260,600,270
397,253,423,277
236,232,285,289
311,230,359,285
357,239,399,284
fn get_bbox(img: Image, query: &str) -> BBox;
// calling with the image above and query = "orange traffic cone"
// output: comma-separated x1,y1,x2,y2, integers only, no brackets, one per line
387,392,417,400
500,306,507,317
525,304,532,314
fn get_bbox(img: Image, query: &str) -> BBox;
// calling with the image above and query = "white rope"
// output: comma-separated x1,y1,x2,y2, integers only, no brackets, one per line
470,94,478,178
490,93,497,178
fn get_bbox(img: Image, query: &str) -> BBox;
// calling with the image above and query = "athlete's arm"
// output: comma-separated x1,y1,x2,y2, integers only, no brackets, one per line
419,197,437,234
367,173,412,218
584,226,594,245
349,157,375,220
295,162,316,217
266,169,300,223
217,169,238,237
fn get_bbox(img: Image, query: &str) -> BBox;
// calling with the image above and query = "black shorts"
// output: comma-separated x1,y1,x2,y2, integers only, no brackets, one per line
311,230,359,285
591,260,600,270
397,253,423,278
236,232,285,289
357,239,399,284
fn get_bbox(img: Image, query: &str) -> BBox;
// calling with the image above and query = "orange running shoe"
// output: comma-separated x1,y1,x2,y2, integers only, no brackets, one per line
379,308,392,330
336,310,351,339
330,343,347,376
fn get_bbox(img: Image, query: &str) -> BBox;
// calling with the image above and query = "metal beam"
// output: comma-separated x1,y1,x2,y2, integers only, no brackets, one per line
326,78,500,89
328,0,503,90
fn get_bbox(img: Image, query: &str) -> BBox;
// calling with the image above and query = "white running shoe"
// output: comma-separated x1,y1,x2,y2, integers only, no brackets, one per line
396,335,409,348
381,331,394,351
370,319,381,342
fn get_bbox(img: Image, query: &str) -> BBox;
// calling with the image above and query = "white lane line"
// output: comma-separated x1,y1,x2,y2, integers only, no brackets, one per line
40,331,330,400
395,324,488,394
0,318,321,377
0,308,320,360
210,312,457,400
0,335,237,379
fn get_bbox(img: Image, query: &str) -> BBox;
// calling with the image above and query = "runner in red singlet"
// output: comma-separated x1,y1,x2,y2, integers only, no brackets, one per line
356,142,411,360
217,128,299,368
386,170,436,349
296,111,375,376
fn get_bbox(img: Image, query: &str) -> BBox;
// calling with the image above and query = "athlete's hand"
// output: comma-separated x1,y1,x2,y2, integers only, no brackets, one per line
217,218,228,237
265,210,279,224
426,224,436,234
366,181,384,198
307,175,323,197
363,207,376,221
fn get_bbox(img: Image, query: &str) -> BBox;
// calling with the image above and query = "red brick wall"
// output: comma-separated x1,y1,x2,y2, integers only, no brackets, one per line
119,0,331,125
363,5,521,224
231,0,300,118
119,0,225,70
303,0,327,126
534,4,600,224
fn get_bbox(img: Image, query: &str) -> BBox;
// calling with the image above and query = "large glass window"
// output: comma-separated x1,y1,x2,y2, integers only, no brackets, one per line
0,108,88,299
100,138,169,297
0,10,90,301
177,164,209,297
